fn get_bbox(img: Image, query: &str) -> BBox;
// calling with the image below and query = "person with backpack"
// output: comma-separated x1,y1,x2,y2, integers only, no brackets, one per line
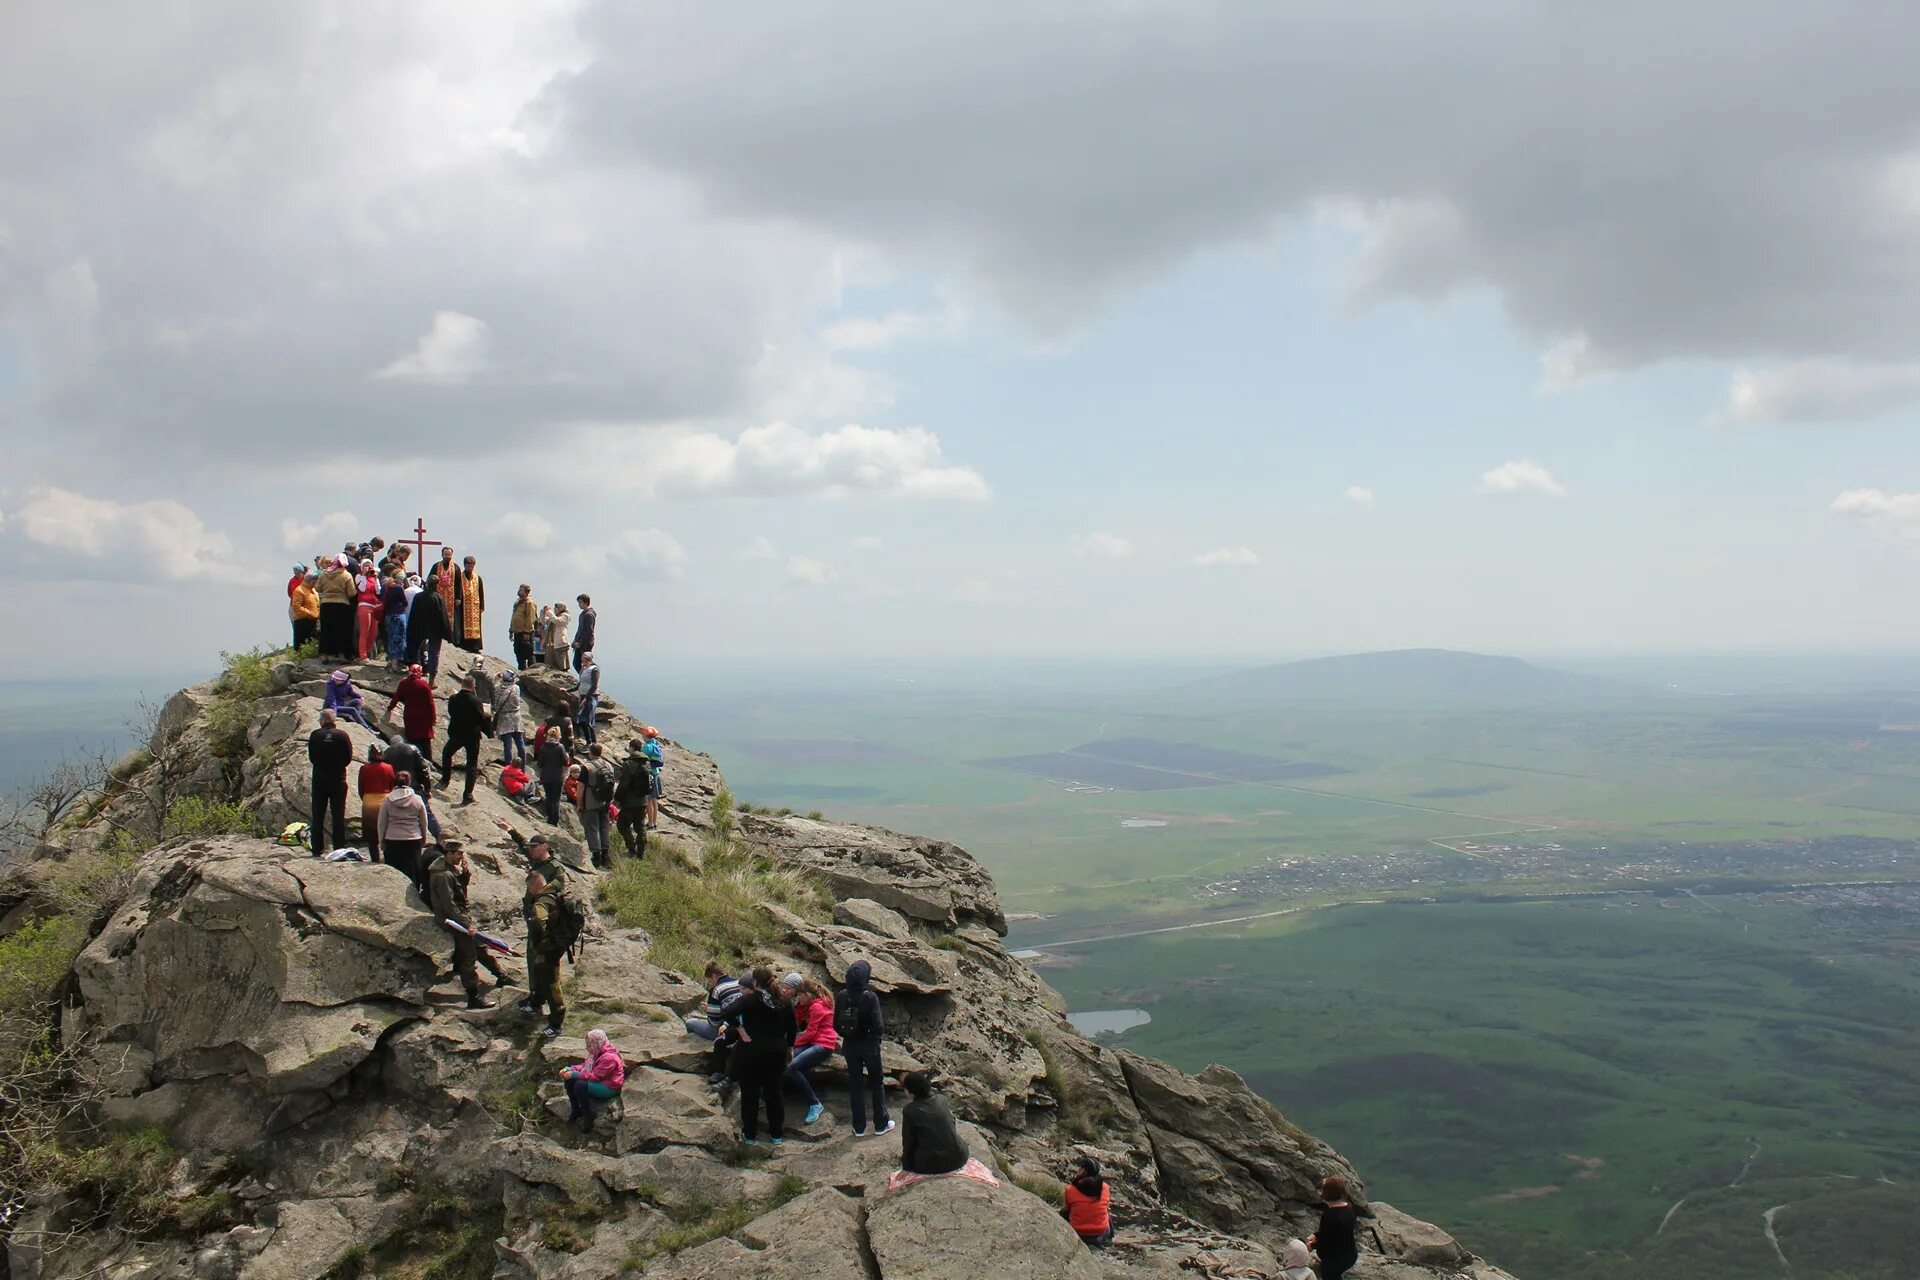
781,973,838,1126
641,727,665,828
578,742,615,867
614,739,652,858
520,867,575,1039
1061,1156,1114,1248
718,966,798,1145
899,1071,968,1176
425,840,509,1009
836,959,893,1136
1309,1174,1360,1280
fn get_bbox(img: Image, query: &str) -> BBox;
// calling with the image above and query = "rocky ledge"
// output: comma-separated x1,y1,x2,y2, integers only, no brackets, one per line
2,647,1515,1280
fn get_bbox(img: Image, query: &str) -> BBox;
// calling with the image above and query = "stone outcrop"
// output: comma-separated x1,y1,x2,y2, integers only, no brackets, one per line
3,648,1516,1280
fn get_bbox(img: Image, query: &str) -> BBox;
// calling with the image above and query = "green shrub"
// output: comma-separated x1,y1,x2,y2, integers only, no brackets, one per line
625,1175,808,1264
0,915,88,1019
161,796,260,840
1013,1173,1065,1203
805,810,824,822
598,833,827,977
327,1188,503,1280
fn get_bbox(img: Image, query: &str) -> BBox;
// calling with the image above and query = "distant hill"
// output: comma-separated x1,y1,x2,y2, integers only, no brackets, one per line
1173,648,1638,706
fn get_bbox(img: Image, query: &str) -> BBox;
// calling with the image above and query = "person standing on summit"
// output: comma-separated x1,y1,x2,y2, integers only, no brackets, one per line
443,675,492,805
407,579,451,678
452,555,486,653
306,709,354,856
571,594,596,672
509,584,538,670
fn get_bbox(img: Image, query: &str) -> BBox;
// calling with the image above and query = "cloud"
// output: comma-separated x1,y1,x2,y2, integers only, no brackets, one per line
741,536,779,559
1070,531,1136,559
1720,361,1920,426
374,310,491,384
1478,460,1567,498
1343,485,1376,508
495,511,555,551
623,422,992,502
849,535,884,551
786,554,837,585
951,577,993,604
560,5,1920,366
1832,489,1920,540
279,511,360,554
821,299,967,351
564,528,687,581
1192,546,1260,569
8,486,246,582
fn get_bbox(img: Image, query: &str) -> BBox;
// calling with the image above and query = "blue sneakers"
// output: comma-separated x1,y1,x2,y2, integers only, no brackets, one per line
804,1104,824,1126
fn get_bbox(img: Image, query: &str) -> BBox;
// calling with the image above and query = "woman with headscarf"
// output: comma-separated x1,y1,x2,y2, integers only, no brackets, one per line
493,668,527,765
718,965,798,1145
559,1028,626,1133
1278,1239,1316,1280
380,572,410,672
323,670,372,728
353,560,384,662
316,556,358,661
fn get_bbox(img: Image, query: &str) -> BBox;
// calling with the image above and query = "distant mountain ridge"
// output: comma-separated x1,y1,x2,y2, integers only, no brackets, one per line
1174,648,1637,705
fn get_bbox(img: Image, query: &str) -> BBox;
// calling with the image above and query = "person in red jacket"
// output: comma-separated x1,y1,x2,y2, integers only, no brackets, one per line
385,664,438,771
781,973,839,1127
1062,1156,1114,1248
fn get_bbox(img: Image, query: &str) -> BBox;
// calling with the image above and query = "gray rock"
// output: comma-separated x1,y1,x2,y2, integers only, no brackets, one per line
867,1175,1103,1280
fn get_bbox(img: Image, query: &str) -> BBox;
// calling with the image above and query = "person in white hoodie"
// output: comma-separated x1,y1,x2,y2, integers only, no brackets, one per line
1278,1238,1316,1280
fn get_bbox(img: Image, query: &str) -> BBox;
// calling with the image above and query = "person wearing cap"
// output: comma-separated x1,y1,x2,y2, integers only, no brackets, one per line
387,664,438,775
521,867,568,1038
291,572,321,652
899,1070,968,1176
306,709,354,856
782,973,839,1127
425,839,508,1009
641,727,665,829
493,818,567,889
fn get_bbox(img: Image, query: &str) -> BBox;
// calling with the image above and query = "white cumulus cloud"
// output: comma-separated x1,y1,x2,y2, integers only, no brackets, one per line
786,554,837,585
279,511,360,554
1070,531,1136,559
741,536,779,559
1832,489,1920,540
1720,360,1920,426
10,486,245,582
494,512,555,551
564,528,687,581
1343,485,1376,508
374,311,491,385
1478,460,1567,498
631,422,991,502
1192,546,1260,569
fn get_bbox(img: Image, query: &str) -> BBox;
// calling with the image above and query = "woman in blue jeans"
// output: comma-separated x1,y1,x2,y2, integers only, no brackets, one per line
782,973,840,1126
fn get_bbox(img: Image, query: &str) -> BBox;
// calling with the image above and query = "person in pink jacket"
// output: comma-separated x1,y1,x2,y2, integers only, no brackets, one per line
782,973,840,1127
560,1028,624,1133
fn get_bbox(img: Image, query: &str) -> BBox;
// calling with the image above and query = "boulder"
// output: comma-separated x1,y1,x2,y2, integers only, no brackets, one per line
742,815,1007,933
1370,1202,1472,1269
636,1187,867,1280
767,905,958,997
611,1068,737,1154
833,897,912,939
866,1176,1103,1280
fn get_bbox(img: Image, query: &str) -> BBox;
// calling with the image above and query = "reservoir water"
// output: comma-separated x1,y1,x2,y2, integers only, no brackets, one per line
1067,1007,1152,1036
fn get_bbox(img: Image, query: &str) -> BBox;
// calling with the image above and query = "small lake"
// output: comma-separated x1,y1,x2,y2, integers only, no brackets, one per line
1067,1007,1152,1036
1118,818,1168,828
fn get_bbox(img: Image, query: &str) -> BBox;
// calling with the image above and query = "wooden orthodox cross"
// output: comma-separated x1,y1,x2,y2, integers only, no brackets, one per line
402,517,442,568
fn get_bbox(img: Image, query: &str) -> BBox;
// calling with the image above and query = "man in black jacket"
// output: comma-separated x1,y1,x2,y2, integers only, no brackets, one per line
306,710,354,855
571,594,596,672
407,582,451,678
839,959,893,1136
442,675,491,805
535,732,569,826
899,1071,968,1175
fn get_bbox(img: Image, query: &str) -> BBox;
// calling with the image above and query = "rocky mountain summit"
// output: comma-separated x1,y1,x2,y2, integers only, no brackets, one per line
1,646,1516,1280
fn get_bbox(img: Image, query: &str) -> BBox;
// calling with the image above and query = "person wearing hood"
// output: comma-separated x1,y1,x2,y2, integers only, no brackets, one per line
1061,1157,1114,1248
493,669,526,766
560,1028,625,1133
1278,1239,1316,1280
386,665,438,768
899,1071,968,1176
838,959,893,1137
718,965,798,1145
323,670,371,728
406,579,451,678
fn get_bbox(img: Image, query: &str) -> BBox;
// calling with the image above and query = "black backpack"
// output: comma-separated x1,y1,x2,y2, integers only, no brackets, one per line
551,884,587,961
834,986,877,1040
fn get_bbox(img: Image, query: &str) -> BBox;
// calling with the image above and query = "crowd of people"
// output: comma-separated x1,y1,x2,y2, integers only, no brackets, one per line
287,534,599,678
289,527,1366,1276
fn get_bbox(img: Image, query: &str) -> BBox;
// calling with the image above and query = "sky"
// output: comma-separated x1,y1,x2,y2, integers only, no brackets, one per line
2,2,1919,680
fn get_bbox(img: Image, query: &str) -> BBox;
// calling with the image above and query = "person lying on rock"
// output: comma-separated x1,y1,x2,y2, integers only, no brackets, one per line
560,1028,624,1133
899,1071,968,1176
1061,1156,1114,1249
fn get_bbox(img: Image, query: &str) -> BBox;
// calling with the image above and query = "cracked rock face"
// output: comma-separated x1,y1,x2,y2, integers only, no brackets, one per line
10,650,1518,1280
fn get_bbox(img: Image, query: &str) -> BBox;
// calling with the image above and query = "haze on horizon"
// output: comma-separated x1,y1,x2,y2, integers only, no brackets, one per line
3,3,1919,678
